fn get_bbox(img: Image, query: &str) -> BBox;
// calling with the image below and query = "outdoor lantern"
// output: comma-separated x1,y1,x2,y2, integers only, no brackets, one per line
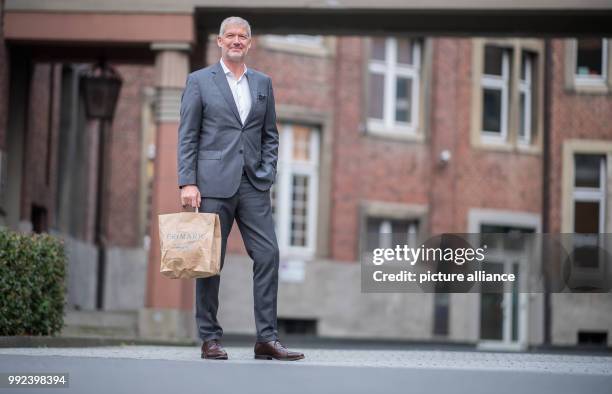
80,60,122,120
79,59,123,309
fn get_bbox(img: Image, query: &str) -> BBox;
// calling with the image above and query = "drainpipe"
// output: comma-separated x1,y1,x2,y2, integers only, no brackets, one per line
542,38,552,346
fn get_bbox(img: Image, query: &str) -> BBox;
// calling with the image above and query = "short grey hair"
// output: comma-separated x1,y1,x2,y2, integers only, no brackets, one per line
219,16,251,37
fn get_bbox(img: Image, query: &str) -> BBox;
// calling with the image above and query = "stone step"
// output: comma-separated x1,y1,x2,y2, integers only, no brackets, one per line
60,310,138,338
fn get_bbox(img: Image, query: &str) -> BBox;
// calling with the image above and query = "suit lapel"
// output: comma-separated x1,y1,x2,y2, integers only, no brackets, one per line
212,62,243,126
242,68,258,127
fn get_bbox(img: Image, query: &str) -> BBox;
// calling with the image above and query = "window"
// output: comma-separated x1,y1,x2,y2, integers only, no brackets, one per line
472,40,543,150
573,154,606,234
367,37,422,135
575,38,608,85
568,153,608,288
365,217,419,252
481,46,510,142
565,38,612,94
577,331,608,347
270,123,320,257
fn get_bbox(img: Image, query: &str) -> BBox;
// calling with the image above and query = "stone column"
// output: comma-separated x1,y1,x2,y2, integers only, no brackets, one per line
141,43,195,340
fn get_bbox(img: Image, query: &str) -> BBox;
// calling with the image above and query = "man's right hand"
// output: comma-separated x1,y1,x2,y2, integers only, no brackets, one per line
180,185,201,209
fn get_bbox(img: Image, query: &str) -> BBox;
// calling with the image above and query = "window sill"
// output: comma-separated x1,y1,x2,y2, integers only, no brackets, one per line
257,36,333,58
473,138,541,154
476,133,512,151
516,142,541,155
365,122,424,143
365,129,425,143
473,141,514,152
568,79,611,95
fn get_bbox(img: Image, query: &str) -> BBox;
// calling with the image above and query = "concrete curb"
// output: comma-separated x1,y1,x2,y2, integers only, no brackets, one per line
1,335,611,356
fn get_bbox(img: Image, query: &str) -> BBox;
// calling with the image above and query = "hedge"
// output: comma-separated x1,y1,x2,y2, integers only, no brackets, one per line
0,228,66,336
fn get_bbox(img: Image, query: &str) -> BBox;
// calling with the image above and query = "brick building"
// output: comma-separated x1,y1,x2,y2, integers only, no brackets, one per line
0,1,611,349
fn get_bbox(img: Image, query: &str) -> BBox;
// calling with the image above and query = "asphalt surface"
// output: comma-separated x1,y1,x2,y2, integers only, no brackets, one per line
0,345,611,394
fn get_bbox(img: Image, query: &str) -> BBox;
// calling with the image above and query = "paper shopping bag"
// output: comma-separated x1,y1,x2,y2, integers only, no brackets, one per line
158,210,221,279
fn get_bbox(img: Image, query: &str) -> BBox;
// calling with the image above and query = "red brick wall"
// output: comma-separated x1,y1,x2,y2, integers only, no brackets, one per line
431,39,542,235
548,39,612,233
105,64,154,247
18,61,153,245
20,63,62,228
329,37,542,261
329,36,368,262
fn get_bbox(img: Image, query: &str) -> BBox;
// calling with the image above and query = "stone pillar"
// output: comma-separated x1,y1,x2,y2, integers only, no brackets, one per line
142,43,196,340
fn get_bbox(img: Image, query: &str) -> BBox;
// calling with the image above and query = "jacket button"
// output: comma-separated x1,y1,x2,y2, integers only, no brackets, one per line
239,149,243,154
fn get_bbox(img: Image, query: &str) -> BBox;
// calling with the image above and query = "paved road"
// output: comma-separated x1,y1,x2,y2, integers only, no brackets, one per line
0,346,611,394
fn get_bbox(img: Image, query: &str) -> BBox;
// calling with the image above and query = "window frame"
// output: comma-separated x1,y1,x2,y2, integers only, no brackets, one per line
518,55,533,145
367,217,419,251
272,123,321,259
471,38,544,153
366,37,422,137
358,201,428,258
572,154,607,234
480,47,511,143
564,38,612,95
574,38,609,87
567,151,609,286
561,140,612,234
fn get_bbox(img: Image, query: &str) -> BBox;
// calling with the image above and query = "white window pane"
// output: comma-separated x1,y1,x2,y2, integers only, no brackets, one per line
366,218,383,251
290,174,309,247
368,73,385,120
365,217,419,251
576,38,604,77
574,154,604,188
395,77,412,123
482,88,502,132
521,53,532,81
292,125,311,161
519,92,526,138
484,46,505,76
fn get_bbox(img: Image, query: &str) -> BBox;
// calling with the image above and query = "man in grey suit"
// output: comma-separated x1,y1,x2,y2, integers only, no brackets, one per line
177,16,304,361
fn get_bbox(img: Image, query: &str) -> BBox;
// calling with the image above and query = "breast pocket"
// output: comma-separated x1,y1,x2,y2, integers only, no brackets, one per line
200,150,222,160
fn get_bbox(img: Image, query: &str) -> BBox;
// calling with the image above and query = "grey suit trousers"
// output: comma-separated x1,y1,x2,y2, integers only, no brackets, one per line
196,170,279,343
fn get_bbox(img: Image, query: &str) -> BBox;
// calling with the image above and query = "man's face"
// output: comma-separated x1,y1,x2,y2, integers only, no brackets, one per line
217,24,251,63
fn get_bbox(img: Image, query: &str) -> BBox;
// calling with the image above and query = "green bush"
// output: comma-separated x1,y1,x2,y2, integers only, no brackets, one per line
0,228,66,336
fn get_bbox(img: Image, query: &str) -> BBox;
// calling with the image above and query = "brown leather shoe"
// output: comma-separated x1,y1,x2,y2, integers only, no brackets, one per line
201,339,228,360
254,340,305,361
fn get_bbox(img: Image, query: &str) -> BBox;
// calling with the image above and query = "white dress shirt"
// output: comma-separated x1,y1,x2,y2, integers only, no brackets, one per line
220,58,252,125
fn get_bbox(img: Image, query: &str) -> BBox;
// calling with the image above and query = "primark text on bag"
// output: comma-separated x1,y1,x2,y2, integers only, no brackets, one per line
158,209,221,279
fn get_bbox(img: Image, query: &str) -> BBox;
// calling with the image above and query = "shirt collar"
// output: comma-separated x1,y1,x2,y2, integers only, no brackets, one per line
220,58,248,81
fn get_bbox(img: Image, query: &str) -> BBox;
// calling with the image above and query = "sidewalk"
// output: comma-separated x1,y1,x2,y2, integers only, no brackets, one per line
0,344,611,394
1,344,612,373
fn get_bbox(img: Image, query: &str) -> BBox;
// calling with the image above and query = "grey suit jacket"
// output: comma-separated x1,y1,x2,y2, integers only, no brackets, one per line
177,61,279,198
